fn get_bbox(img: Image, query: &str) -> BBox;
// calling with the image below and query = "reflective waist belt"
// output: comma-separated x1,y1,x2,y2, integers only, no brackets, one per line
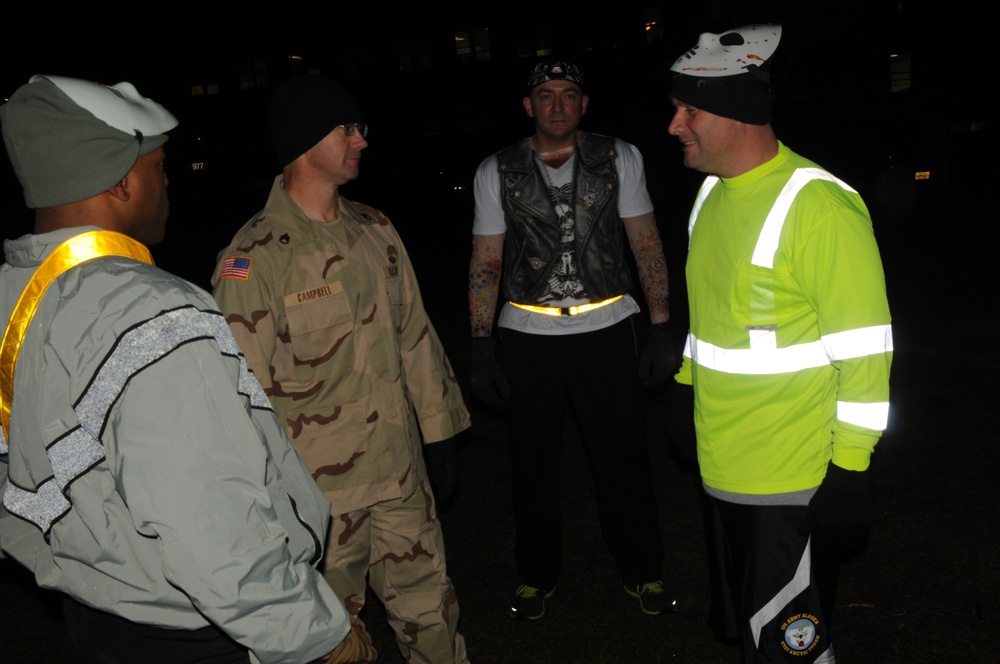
510,294,623,317
0,230,153,441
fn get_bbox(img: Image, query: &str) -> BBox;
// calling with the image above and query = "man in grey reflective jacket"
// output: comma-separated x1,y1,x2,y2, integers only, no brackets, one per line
0,75,378,664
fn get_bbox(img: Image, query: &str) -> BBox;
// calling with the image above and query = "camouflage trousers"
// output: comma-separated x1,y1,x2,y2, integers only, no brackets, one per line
323,479,469,664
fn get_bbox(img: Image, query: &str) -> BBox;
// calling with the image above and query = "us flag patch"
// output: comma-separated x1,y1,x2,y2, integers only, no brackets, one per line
219,256,251,280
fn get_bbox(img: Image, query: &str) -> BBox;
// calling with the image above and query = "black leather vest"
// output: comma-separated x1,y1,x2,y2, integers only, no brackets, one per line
497,132,633,303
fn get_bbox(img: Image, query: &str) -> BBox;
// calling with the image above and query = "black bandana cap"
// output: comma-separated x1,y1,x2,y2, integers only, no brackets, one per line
526,61,585,93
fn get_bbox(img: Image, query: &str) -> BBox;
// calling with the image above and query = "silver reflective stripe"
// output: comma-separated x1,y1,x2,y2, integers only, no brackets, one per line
690,334,830,375
691,324,890,376
751,168,857,268
827,325,893,431
748,326,778,350
686,176,720,247
821,324,894,361
2,306,269,534
838,400,890,430
75,307,272,439
2,427,100,533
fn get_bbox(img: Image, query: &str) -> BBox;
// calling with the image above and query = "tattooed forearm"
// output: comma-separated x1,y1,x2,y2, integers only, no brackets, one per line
469,234,504,337
624,214,670,324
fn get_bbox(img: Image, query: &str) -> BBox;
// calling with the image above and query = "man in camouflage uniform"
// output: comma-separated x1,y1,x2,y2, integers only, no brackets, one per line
212,75,471,664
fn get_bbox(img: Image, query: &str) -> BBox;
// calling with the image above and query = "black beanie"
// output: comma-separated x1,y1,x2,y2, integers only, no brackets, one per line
269,75,363,168
670,71,773,125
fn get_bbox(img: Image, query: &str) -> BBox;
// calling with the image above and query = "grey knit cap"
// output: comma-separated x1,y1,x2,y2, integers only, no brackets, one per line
0,75,178,208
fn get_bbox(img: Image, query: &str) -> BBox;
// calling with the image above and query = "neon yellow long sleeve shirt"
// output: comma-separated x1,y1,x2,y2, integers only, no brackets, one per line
676,143,893,496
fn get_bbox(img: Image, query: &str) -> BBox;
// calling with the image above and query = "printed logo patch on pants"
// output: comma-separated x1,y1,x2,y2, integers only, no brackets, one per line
781,613,820,655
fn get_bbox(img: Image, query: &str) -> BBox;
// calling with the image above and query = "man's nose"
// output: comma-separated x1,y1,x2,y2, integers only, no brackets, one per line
667,109,683,135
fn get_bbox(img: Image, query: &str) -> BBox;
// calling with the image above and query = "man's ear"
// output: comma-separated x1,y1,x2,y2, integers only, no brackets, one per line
522,96,534,118
581,95,589,116
106,176,131,203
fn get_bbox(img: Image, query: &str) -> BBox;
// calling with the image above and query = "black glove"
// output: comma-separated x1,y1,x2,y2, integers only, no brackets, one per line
468,337,509,412
424,436,458,502
798,461,872,558
638,323,678,388
667,381,697,463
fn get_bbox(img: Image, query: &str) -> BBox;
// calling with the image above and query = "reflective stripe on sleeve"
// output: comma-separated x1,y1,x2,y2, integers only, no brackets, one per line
821,324,894,361
2,306,270,535
837,400,890,430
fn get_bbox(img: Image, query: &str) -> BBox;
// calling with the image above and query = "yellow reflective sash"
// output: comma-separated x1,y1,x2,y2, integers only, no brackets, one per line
0,230,153,440
510,295,623,317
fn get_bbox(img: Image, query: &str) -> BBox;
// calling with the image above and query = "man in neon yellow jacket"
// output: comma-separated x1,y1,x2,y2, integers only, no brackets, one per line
666,25,892,663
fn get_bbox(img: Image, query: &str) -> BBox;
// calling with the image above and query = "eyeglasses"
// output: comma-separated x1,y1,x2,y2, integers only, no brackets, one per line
336,123,368,138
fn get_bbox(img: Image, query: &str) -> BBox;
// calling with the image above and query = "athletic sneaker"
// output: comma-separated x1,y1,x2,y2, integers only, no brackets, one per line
624,580,677,615
509,584,555,620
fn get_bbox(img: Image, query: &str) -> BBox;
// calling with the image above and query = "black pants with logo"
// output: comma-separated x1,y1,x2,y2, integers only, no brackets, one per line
708,499,840,663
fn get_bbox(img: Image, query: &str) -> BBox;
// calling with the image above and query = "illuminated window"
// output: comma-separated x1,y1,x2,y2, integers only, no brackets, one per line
239,59,270,92
509,25,553,60
890,53,911,93
455,31,470,57
644,7,663,42
190,84,219,96
455,28,490,63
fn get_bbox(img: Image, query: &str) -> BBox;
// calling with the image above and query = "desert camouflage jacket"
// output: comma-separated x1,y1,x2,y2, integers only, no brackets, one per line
212,176,471,513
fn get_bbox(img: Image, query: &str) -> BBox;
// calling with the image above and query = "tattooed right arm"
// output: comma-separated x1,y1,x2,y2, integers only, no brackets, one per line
469,233,504,338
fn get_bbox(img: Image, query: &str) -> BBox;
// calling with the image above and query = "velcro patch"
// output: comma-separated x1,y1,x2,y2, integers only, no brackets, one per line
219,256,251,280
284,281,345,307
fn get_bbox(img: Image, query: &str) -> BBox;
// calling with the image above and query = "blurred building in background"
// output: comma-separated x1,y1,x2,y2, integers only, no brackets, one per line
1,3,986,294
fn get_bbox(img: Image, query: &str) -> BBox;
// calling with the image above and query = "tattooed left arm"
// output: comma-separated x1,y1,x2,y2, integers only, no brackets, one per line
469,233,505,338
623,212,670,325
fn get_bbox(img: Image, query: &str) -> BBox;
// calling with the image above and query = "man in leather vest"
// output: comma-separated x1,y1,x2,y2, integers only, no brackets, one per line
467,59,679,620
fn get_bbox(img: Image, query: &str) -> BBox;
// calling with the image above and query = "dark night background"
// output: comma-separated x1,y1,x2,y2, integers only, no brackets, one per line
2,2,987,299
1,2,996,662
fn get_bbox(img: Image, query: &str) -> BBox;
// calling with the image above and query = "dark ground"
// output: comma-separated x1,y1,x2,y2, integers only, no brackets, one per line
1,121,996,664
